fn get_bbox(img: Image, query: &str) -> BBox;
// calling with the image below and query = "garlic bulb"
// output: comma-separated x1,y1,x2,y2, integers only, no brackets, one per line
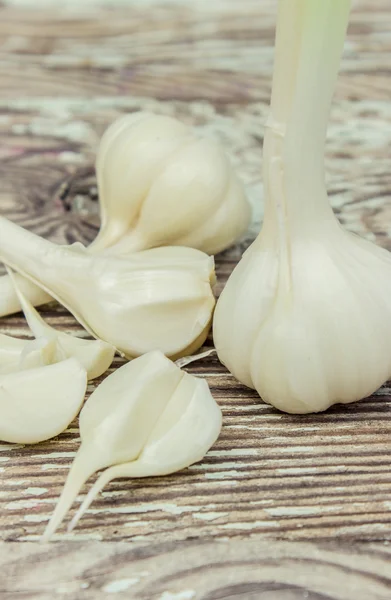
214,0,391,414
0,111,250,318
42,350,222,540
91,112,251,255
0,358,87,444
0,218,215,359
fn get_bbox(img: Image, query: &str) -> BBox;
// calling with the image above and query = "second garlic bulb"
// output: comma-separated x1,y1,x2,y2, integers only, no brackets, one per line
91,112,251,256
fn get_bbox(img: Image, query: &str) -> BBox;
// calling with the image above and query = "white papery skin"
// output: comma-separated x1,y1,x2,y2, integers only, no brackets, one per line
214,0,391,414
0,112,250,318
0,358,87,444
0,220,215,359
42,350,222,540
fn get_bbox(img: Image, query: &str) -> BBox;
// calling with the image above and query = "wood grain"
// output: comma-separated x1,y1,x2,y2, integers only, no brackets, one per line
2,539,391,600
0,0,391,597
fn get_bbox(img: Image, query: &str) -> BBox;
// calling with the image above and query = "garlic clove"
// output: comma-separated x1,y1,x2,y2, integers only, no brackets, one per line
0,358,87,444
7,267,115,380
174,172,251,256
92,112,189,252
0,219,215,359
68,372,222,532
42,350,221,540
54,334,115,381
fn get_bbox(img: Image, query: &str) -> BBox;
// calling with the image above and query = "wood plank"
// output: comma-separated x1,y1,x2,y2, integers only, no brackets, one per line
1,539,391,600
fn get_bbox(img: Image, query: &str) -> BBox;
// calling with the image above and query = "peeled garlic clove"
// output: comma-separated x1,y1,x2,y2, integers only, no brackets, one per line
42,350,221,540
0,358,87,444
0,221,215,359
214,0,391,414
92,112,251,255
7,267,115,380
68,371,222,532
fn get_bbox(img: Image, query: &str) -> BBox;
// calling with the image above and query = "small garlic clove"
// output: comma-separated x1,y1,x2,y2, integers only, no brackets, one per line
7,267,115,380
0,358,87,444
174,171,251,256
0,221,215,359
68,373,222,532
42,350,221,541
54,334,115,380
92,112,189,252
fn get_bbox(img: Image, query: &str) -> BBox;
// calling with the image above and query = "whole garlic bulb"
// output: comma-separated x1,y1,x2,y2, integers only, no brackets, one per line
213,0,391,414
91,112,251,256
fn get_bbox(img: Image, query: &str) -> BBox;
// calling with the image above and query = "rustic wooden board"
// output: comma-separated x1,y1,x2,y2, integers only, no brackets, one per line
1,0,391,597
2,539,391,600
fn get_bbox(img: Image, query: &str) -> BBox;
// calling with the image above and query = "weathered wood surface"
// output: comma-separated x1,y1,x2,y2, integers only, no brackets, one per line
1,0,391,597
2,539,391,600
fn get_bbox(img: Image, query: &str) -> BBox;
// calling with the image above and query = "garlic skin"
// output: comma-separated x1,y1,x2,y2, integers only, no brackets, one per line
42,350,222,540
92,112,251,256
0,358,87,444
214,0,391,414
0,221,215,359
7,267,115,380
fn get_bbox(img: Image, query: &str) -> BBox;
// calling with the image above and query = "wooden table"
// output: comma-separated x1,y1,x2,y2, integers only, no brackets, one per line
1,0,391,598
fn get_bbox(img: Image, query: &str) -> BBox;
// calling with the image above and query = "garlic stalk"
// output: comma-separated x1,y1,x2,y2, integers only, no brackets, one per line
0,112,250,318
0,220,215,359
42,350,222,540
6,267,115,380
214,0,391,414
0,358,87,444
